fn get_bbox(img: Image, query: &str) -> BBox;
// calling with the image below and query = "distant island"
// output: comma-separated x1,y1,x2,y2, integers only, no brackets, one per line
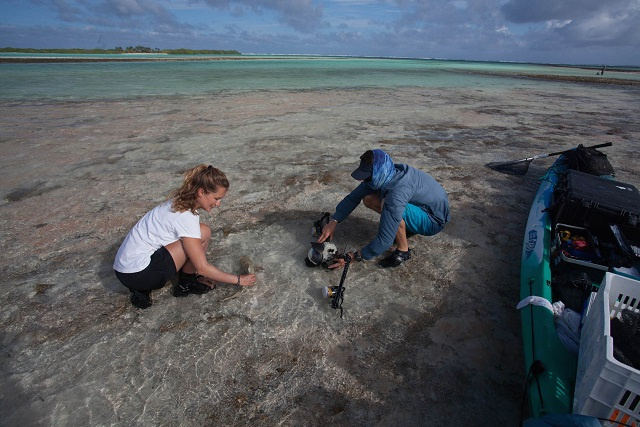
0,46,241,55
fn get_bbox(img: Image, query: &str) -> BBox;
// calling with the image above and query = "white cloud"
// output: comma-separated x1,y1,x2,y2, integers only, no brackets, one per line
546,19,572,29
568,11,624,41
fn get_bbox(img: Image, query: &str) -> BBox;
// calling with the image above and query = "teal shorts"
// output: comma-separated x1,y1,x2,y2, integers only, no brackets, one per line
403,204,443,236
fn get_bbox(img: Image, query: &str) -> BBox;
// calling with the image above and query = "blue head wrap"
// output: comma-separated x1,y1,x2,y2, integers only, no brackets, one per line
370,149,395,190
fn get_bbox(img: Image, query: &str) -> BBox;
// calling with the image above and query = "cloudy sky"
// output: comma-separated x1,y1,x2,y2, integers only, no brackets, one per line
1,0,639,65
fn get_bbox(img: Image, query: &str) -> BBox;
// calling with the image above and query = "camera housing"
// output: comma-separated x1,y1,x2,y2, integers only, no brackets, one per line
305,241,338,267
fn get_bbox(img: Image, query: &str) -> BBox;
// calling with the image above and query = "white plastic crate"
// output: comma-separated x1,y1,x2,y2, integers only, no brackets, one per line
574,272,640,426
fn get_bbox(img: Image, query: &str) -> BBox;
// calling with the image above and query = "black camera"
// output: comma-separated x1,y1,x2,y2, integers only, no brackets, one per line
312,212,331,238
305,212,337,267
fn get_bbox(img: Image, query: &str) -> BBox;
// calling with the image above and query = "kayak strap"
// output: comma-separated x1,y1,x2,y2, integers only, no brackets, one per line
520,360,546,426
520,277,546,425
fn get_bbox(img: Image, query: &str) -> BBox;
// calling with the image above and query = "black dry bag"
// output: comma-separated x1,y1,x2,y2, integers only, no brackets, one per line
564,144,614,176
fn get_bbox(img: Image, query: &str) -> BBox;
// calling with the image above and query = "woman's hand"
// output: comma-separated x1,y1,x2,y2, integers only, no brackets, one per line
197,276,217,288
237,274,257,287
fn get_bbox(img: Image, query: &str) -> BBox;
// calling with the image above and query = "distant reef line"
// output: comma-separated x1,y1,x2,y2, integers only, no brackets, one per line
0,56,286,63
511,73,639,86
456,69,640,86
0,47,240,55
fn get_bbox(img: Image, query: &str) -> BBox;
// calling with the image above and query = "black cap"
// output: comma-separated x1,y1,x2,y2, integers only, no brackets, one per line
351,160,373,180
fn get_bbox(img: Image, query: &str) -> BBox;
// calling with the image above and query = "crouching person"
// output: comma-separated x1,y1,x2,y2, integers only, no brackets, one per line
113,164,257,309
318,149,450,268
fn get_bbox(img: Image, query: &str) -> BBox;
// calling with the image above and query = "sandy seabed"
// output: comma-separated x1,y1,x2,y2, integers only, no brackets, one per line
1,83,639,426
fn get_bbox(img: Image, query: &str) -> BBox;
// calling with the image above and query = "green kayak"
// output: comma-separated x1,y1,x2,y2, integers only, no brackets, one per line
520,154,577,417
519,149,640,422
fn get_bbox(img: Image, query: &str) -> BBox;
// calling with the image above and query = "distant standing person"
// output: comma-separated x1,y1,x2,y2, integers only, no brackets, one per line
318,149,450,268
113,165,257,309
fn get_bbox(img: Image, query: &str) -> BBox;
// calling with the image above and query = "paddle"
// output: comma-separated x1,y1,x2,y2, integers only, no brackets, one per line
486,142,612,175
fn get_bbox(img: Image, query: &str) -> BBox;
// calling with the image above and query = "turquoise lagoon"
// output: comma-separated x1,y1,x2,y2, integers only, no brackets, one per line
1,53,638,100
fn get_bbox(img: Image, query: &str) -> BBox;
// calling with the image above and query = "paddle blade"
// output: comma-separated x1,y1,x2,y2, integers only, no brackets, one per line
485,159,532,175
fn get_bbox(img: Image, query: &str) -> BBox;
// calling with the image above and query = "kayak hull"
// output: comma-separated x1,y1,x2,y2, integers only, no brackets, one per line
520,155,577,416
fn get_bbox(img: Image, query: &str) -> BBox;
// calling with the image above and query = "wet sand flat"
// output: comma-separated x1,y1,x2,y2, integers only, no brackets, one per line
1,83,639,425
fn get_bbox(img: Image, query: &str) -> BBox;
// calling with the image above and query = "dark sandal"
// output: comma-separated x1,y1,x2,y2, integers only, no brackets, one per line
378,248,412,268
173,273,215,297
130,290,152,309
187,275,215,294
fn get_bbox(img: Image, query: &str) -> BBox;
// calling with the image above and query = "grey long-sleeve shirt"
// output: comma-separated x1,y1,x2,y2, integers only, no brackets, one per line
332,163,450,260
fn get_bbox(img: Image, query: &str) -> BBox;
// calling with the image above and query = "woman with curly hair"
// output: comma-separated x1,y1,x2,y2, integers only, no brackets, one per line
113,164,257,309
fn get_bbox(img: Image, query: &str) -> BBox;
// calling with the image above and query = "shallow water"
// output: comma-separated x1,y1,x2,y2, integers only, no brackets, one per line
1,55,638,100
0,69,639,425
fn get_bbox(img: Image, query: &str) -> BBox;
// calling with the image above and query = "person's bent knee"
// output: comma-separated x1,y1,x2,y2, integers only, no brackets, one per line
363,194,381,210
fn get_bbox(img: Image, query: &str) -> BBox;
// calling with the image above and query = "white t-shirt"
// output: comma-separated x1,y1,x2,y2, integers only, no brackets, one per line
113,200,201,273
